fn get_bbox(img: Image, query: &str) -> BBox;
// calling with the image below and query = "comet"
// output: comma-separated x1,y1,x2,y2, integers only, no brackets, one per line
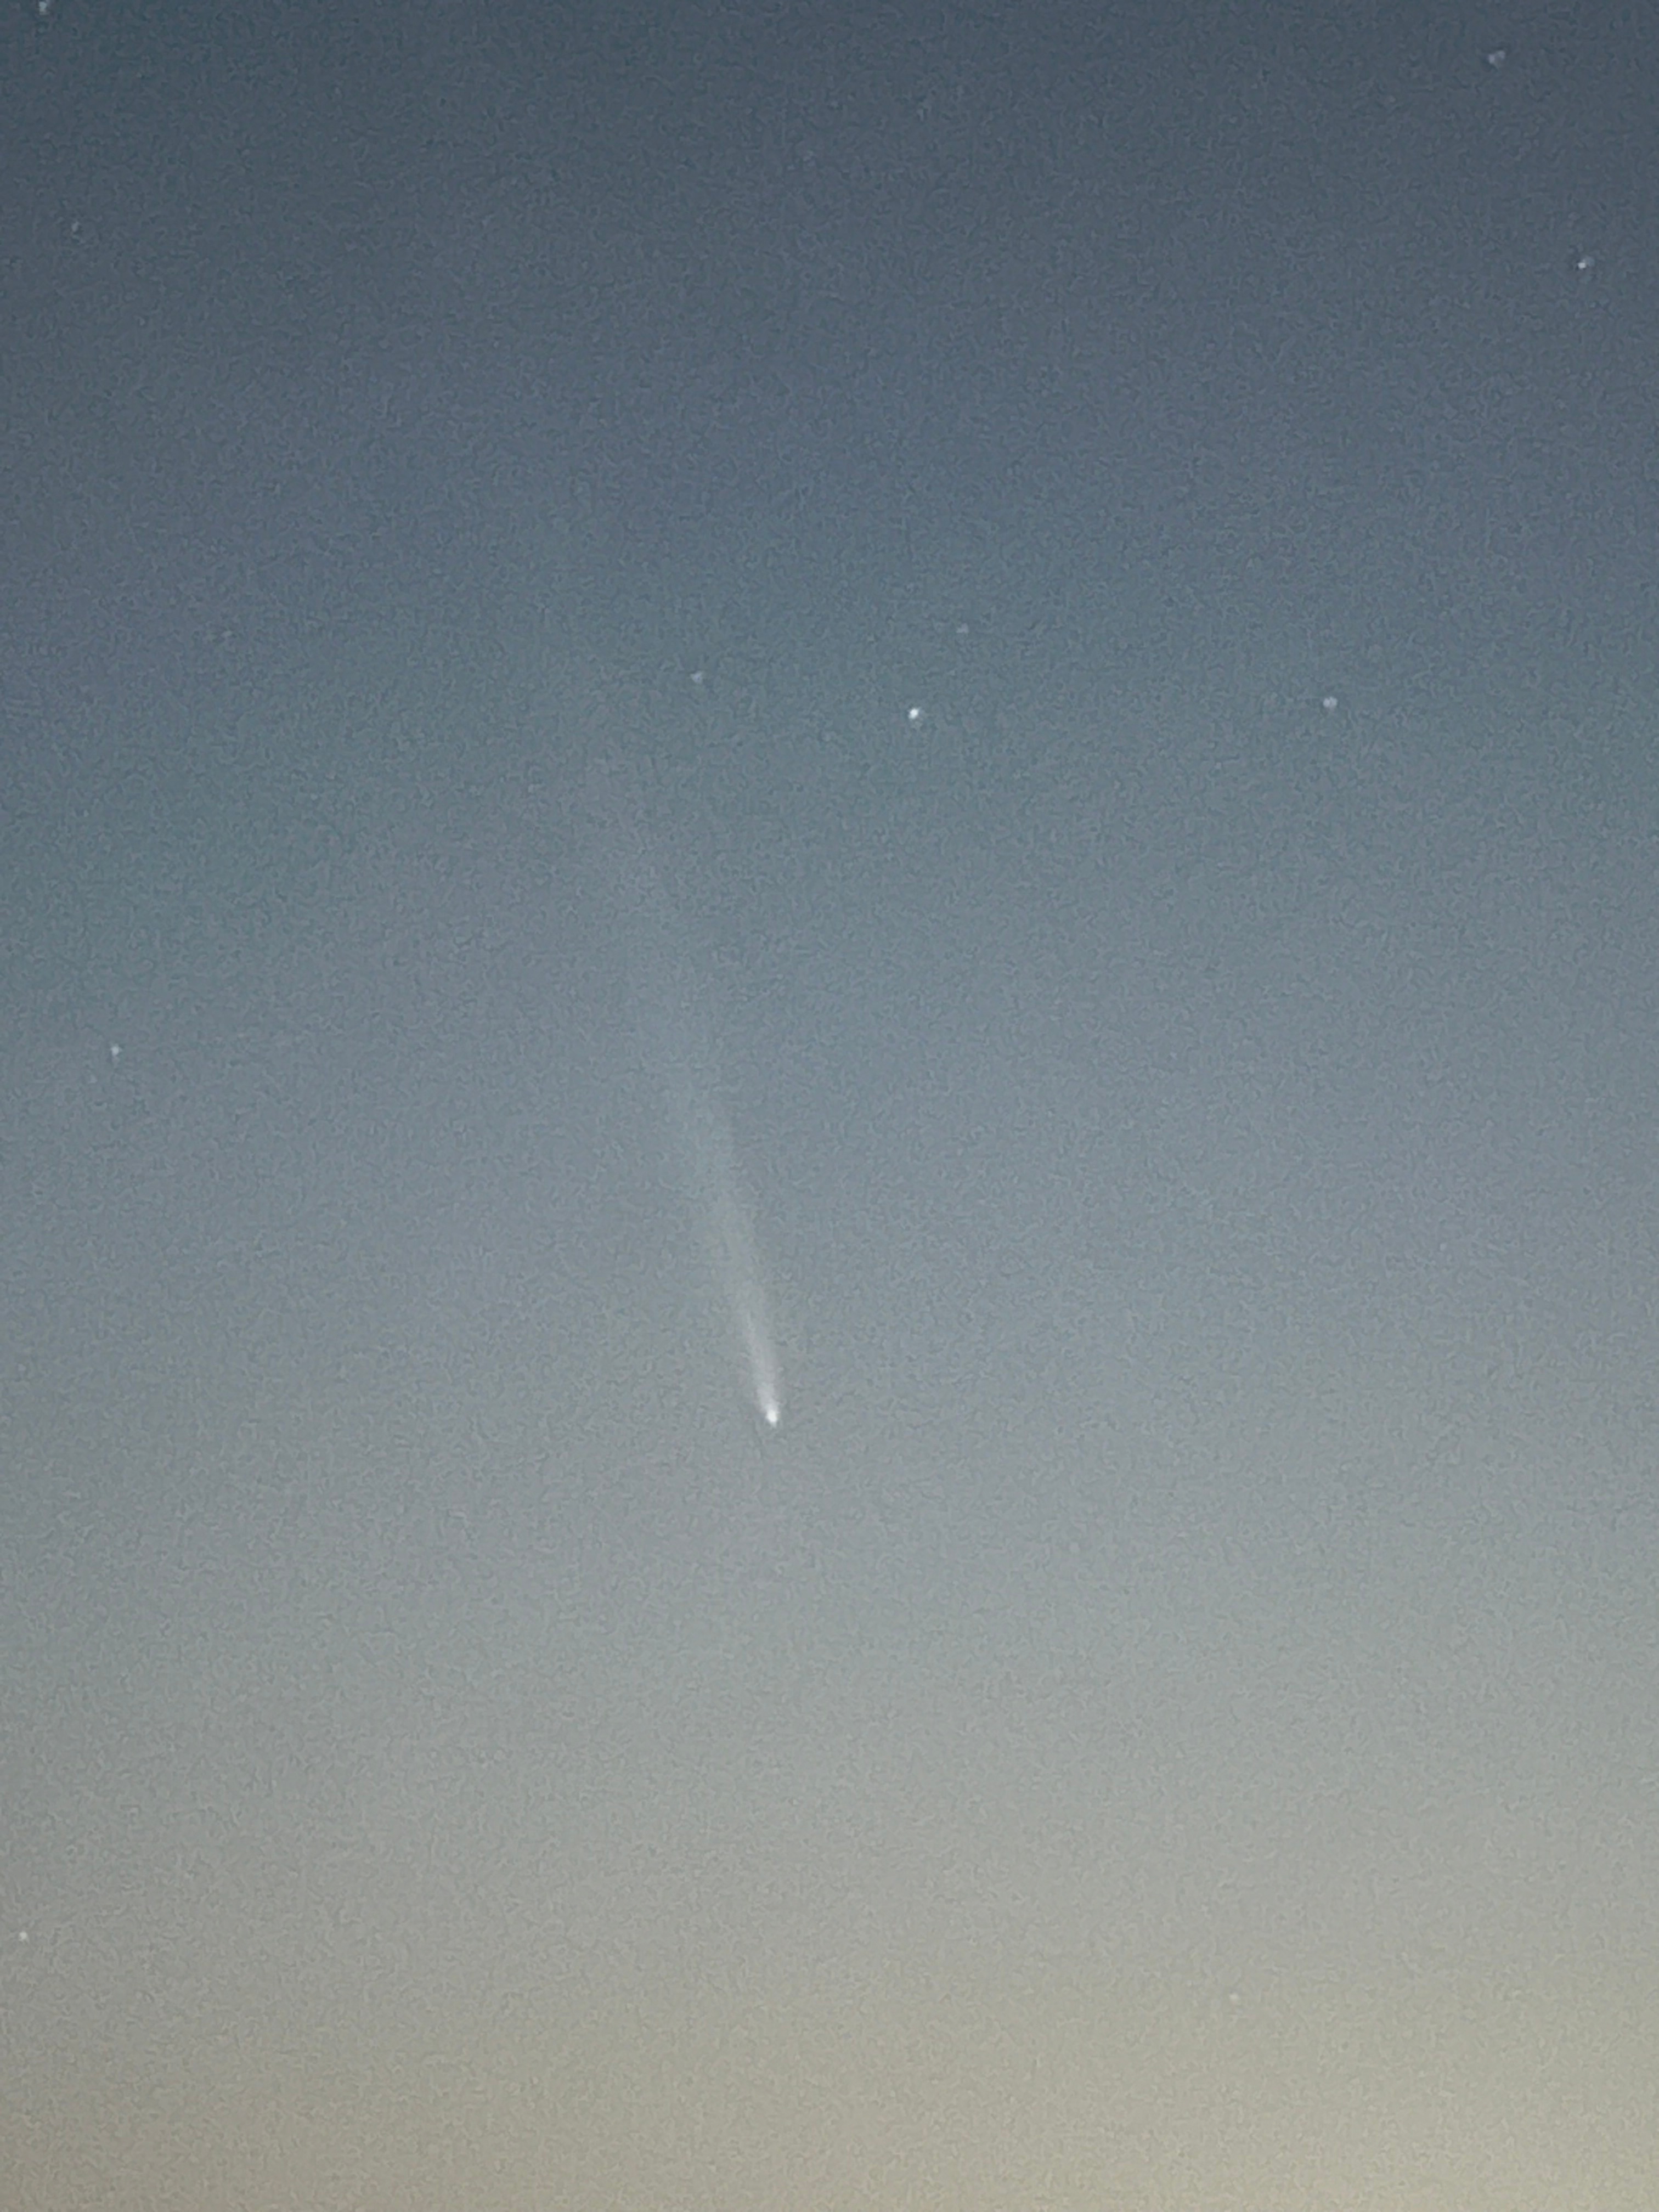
588,751,784,1430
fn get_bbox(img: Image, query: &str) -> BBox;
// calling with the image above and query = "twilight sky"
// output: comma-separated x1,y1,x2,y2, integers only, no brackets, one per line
4,2,1658,2205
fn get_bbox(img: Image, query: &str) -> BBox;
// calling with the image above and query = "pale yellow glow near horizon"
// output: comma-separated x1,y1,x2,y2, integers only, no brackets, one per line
10,1957,1655,2210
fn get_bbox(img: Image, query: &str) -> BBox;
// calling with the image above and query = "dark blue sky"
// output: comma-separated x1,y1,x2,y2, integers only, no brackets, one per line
4,3,1658,2203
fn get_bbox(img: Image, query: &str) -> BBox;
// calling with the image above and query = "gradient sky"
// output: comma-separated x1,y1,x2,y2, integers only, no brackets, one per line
4,2,1658,2205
